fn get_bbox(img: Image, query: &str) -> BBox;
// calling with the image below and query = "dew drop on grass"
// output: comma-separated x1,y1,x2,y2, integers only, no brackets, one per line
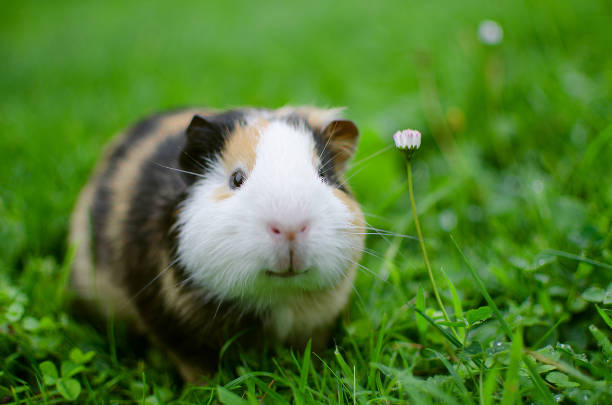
557,343,571,351
536,258,549,267
487,341,507,355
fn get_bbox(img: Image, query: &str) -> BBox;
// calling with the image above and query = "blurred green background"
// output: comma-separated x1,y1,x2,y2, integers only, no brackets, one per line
1,0,611,402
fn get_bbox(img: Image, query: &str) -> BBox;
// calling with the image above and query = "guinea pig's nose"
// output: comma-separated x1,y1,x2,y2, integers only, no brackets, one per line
268,222,309,242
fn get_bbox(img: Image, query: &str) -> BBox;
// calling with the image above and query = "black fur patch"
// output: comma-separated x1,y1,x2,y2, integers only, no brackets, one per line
314,132,348,193
125,133,187,255
179,110,246,184
284,113,315,132
283,115,349,193
91,113,164,265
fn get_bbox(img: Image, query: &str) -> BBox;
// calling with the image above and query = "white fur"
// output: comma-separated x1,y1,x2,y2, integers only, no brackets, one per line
176,119,360,314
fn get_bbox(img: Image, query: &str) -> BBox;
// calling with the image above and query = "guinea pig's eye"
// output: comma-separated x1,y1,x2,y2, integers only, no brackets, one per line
229,169,246,190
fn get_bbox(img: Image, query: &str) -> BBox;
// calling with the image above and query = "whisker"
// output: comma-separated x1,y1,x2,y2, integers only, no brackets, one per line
212,299,223,320
345,257,390,285
361,212,393,223
336,165,367,189
360,247,385,261
349,281,368,313
346,144,394,173
322,146,388,189
363,219,417,265
347,231,418,240
351,224,398,232
122,257,181,309
152,162,207,179
319,149,345,173
177,273,197,291
182,150,207,170
318,126,336,162
344,237,403,269
349,224,418,240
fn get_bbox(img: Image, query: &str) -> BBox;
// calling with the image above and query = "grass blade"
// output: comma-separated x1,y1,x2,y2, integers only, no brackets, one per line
439,266,464,320
414,307,463,348
532,314,569,348
589,325,612,359
450,235,512,339
429,349,475,405
416,286,427,340
217,386,250,405
501,329,522,405
542,249,612,270
521,354,556,405
440,266,465,342
334,347,363,400
481,365,500,405
595,305,612,329
299,339,311,393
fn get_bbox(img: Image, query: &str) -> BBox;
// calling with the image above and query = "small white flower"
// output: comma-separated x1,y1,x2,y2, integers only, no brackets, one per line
478,20,503,45
393,129,421,151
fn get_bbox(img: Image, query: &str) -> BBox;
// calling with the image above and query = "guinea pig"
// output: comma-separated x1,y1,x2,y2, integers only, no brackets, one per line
69,106,365,382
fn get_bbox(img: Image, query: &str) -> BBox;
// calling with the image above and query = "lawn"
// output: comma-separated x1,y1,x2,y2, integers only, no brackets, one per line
1,0,611,403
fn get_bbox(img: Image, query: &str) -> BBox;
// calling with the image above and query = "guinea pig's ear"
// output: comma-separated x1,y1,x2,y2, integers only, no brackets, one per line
179,115,227,184
321,119,360,172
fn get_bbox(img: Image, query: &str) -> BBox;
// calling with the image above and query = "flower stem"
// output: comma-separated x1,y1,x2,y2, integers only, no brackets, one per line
406,161,454,329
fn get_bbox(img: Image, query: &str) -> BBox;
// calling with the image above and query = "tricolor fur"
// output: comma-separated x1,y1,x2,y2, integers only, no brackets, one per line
69,106,365,382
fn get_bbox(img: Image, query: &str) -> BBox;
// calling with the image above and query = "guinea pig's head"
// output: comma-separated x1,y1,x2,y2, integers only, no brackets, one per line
175,108,365,310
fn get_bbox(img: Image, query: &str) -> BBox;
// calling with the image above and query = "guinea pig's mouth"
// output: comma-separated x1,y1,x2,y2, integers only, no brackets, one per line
265,269,309,278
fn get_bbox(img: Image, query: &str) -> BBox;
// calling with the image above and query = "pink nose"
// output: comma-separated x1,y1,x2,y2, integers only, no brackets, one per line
268,223,309,241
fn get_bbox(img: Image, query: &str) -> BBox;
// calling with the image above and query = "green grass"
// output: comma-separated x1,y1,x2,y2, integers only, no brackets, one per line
1,0,612,403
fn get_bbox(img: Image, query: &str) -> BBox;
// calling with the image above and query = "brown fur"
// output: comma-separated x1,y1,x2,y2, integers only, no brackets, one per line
213,187,233,202
221,121,265,173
